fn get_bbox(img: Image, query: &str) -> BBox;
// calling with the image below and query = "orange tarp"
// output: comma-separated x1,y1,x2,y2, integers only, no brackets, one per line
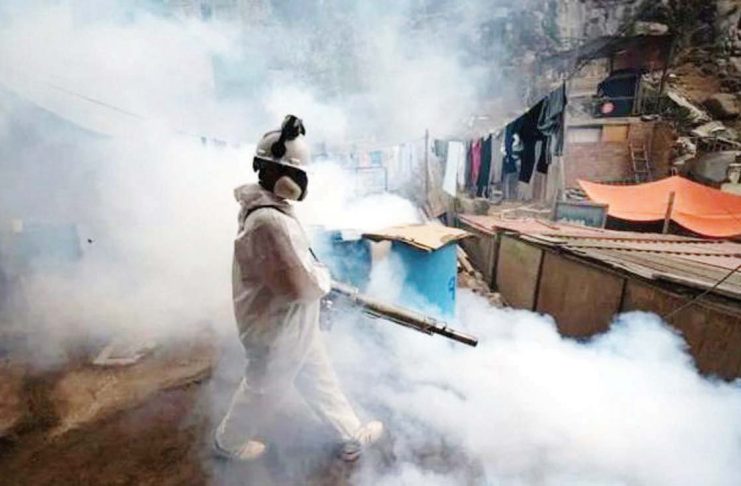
578,176,741,238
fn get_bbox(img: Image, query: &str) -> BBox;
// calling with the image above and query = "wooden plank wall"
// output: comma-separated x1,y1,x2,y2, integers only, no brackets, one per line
622,280,741,380
496,236,543,310
491,236,741,379
536,252,625,337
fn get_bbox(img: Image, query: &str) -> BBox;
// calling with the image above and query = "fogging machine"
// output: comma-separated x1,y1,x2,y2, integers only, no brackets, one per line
330,281,478,347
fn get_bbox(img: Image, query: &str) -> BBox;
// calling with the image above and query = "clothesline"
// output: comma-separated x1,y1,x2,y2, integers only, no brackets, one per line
439,83,568,202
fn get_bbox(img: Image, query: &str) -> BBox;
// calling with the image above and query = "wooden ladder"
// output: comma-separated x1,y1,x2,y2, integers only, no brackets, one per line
630,143,652,183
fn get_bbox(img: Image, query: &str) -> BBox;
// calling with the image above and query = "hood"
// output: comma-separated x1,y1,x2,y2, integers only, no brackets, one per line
233,183,294,216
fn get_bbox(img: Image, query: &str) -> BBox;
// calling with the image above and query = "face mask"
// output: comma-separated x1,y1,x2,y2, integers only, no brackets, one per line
273,175,304,200
254,156,309,201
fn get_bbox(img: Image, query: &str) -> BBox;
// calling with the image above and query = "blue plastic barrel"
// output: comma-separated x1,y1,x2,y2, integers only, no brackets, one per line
309,228,372,290
391,241,457,318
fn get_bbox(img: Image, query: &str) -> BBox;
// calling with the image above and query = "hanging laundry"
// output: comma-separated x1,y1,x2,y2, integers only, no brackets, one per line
518,180,533,200
443,141,465,197
470,139,482,189
502,131,523,200
434,139,448,161
500,83,569,186
538,82,567,157
503,171,519,200
477,134,493,197
517,99,548,184
534,138,549,174
489,130,505,190
502,118,523,177
460,140,471,189
535,82,568,175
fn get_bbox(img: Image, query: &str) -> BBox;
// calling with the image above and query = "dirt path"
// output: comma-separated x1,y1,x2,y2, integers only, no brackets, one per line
0,334,480,486
0,386,209,486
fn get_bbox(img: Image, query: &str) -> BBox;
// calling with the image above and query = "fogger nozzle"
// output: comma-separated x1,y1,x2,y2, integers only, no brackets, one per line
330,281,478,347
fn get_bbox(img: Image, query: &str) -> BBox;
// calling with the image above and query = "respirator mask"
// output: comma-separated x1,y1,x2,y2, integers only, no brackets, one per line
253,155,308,201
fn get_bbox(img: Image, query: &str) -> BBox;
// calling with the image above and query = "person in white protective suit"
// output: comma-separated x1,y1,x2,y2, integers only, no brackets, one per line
214,115,383,462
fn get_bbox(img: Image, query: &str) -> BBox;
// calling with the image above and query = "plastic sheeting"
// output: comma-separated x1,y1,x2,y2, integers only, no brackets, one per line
579,176,741,238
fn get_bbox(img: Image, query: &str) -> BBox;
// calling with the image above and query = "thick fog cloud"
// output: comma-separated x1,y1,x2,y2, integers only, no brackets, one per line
329,292,741,486
0,2,739,485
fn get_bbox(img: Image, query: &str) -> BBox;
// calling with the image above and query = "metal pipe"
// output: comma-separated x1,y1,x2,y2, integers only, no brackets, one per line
331,281,479,347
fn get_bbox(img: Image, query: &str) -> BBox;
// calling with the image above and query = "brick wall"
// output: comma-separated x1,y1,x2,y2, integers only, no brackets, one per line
650,122,677,179
564,142,632,186
563,120,674,188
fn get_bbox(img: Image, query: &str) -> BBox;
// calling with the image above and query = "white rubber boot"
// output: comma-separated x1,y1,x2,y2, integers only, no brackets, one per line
213,435,267,462
339,421,384,462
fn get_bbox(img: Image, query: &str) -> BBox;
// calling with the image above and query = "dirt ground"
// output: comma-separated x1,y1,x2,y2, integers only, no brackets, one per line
0,346,480,486
0,363,361,486
0,386,208,486
0,376,461,486
0,303,486,486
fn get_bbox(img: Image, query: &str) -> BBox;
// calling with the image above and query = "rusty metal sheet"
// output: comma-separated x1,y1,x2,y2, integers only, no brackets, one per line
536,252,625,337
562,240,741,256
569,248,741,299
495,235,543,310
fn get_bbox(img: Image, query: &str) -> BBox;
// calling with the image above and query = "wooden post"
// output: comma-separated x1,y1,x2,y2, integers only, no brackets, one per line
662,191,676,234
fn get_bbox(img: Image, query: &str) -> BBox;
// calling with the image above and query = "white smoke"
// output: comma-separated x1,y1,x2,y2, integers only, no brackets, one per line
329,294,741,486
0,2,739,486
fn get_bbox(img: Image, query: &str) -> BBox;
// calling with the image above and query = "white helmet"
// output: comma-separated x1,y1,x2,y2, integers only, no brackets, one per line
253,115,310,200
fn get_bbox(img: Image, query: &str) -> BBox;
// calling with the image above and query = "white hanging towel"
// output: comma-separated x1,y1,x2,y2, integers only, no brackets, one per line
443,141,465,197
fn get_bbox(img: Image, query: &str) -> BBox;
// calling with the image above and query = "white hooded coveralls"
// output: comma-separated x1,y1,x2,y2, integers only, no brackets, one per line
216,184,362,450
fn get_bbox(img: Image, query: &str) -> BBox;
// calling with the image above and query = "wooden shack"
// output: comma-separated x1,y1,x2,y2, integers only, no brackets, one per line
458,214,741,380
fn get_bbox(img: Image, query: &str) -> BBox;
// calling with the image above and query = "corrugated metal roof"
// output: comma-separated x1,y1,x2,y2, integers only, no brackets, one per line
459,215,697,241
458,215,741,300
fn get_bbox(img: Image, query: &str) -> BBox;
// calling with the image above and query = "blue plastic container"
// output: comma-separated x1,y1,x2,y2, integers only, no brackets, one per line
392,241,457,318
309,228,372,290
